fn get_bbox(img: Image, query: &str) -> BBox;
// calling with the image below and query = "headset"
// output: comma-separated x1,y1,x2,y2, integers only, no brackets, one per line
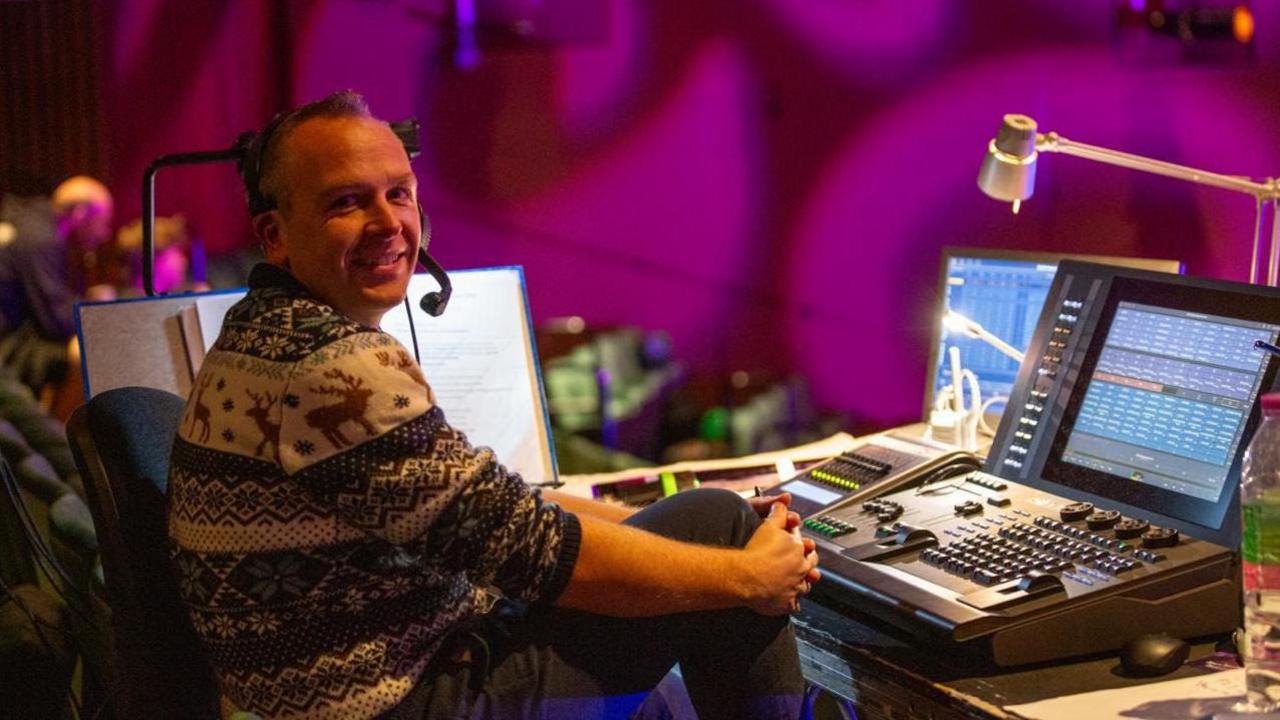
235,112,452,317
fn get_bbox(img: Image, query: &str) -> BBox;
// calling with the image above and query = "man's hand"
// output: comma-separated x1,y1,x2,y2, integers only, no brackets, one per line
745,491,790,519
738,502,821,616
746,491,821,589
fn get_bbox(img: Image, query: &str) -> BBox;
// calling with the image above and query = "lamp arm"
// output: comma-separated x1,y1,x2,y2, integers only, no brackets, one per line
973,327,1026,363
1038,132,1277,200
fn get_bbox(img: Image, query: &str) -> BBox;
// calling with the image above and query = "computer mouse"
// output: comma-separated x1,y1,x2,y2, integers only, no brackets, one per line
1119,633,1190,677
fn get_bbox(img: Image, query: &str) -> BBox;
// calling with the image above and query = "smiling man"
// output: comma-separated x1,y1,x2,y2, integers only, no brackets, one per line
167,91,817,720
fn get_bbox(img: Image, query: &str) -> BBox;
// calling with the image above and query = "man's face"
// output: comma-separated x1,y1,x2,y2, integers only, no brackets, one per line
259,115,420,327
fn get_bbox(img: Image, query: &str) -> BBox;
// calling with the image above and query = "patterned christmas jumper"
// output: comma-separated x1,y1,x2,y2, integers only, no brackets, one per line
167,263,580,719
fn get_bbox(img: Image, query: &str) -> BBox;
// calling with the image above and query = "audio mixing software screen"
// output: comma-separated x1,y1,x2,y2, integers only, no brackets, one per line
936,257,1058,412
1060,302,1280,501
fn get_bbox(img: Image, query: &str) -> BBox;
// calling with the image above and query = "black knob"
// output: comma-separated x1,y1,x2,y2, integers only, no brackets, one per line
1060,502,1094,522
1113,517,1150,540
877,508,902,523
1141,527,1180,549
1086,510,1121,530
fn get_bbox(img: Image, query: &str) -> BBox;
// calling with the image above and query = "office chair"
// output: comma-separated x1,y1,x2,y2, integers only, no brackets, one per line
67,386,220,718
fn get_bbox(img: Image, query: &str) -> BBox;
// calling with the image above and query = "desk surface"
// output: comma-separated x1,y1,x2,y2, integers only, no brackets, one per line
793,598,1227,719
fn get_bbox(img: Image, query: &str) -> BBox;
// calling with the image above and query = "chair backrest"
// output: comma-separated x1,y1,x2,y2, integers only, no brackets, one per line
67,386,218,718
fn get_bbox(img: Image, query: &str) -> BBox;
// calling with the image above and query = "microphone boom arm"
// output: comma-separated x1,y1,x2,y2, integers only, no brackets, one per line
142,144,248,297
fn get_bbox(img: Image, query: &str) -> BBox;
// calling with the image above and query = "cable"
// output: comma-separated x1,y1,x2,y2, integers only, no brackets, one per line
913,456,984,495
403,295,422,366
0,576,77,641
0,576,84,719
1,458,118,719
977,395,1009,437
0,455,96,627
1,457,83,600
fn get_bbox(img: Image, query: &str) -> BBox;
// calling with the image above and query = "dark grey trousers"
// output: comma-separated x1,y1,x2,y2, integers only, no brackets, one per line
389,488,805,720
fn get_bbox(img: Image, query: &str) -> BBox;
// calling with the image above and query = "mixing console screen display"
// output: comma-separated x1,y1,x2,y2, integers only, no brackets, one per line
1061,302,1279,501
935,258,1058,413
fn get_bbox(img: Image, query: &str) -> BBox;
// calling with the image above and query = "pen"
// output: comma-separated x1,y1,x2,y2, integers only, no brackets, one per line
1255,339,1280,358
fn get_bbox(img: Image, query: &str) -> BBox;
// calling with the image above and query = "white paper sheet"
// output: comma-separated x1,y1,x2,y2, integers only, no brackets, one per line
1004,669,1247,720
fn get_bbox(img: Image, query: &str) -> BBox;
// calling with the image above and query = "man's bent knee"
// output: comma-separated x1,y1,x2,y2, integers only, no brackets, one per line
625,487,759,548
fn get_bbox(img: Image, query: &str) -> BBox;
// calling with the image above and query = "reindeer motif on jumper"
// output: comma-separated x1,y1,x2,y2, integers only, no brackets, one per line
244,389,282,462
375,349,427,388
187,373,214,443
304,369,377,449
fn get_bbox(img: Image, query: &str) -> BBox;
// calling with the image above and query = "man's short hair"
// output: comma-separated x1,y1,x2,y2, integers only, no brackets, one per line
242,90,374,216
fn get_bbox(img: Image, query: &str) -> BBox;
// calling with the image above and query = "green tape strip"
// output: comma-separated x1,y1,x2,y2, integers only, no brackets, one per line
660,472,678,497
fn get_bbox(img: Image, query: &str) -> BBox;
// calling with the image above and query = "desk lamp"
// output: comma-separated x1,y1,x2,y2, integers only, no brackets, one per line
978,114,1280,284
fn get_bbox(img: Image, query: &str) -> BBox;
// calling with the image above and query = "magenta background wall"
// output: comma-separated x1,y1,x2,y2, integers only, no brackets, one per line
95,0,1280,429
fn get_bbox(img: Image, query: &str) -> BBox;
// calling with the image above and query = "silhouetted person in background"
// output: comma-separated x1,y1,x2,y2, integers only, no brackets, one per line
0,175,116,400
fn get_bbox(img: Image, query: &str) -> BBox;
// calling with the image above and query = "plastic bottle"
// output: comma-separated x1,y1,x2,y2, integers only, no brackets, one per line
1239,392,1280,712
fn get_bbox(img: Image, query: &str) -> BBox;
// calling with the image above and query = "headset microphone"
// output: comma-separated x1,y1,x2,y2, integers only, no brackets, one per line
417,248,452,317
414,206,451,317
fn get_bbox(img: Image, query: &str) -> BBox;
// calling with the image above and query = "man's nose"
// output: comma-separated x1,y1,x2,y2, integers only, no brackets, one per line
366,197,404,236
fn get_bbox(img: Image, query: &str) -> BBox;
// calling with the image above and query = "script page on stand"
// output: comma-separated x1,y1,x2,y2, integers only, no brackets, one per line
381,269,555,486
185,268,555,486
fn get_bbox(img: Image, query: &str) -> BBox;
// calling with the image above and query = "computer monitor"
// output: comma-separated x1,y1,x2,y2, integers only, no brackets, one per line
924,248,1183,423
987,261,1280,547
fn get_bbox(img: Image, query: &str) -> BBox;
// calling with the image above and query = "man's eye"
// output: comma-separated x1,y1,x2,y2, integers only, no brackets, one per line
388,187,414,202
329,195,358,210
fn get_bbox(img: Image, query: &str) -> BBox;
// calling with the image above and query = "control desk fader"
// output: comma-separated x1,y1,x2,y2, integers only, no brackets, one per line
766,434,976,520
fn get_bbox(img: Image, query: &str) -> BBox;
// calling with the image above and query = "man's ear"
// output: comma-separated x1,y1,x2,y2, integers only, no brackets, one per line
253,212,287,265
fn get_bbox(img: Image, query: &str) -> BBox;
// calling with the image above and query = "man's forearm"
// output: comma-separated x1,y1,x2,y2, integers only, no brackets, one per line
555,514,750,616
543,488,635,523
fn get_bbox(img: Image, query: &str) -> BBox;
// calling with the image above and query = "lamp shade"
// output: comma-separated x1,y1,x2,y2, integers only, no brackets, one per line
977,114,1040,202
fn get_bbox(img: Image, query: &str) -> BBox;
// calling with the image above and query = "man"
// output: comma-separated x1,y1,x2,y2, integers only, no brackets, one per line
167,91,819,719
0,176,115,396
